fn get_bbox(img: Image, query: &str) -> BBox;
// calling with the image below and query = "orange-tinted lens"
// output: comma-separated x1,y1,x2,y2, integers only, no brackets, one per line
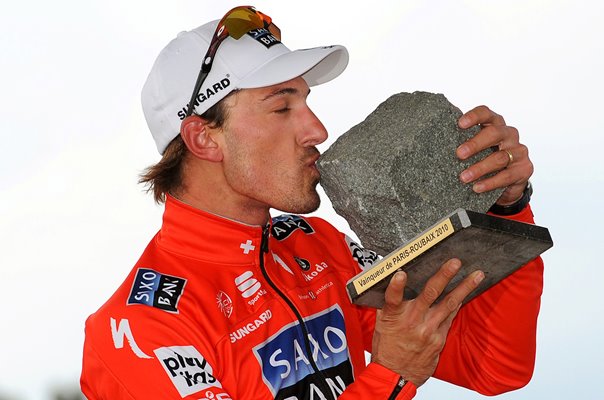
221,6,281,40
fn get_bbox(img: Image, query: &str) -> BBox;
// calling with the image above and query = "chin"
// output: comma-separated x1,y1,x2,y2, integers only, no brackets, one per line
275,192,321,215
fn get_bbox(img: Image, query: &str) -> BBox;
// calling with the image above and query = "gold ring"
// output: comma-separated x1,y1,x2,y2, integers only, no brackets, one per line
504,149,514,166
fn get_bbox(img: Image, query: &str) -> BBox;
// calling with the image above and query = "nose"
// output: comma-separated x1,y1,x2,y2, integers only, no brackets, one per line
298,106,328,147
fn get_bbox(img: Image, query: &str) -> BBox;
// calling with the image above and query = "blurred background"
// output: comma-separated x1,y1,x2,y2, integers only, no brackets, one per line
1,0,602,398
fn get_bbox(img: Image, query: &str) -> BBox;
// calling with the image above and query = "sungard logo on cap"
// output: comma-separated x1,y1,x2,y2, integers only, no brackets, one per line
155,345,221,397
128,268,186,313
177,77,231,120
271,215,314,240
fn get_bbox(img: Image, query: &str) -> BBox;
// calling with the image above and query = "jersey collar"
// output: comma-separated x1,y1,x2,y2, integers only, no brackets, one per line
156,195,267,265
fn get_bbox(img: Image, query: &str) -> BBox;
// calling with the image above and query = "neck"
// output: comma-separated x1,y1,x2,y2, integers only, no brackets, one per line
177,159,271,226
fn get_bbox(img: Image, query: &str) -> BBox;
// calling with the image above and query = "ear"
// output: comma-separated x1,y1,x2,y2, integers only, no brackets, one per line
180,116,223,162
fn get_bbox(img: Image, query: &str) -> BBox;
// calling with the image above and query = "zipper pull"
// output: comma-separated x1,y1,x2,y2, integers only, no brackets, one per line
261,224,270,253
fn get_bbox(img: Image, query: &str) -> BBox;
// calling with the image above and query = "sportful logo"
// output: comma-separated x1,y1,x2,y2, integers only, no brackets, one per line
127,268,186,313
253,306,353,400
235,271,267,306
271,215,315,241
155,345,222,397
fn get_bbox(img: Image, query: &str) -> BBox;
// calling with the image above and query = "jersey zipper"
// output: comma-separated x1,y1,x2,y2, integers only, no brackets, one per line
258,224,335,399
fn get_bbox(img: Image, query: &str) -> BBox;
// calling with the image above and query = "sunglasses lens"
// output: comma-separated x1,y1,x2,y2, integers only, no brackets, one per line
185,7,281,117
222,8,281,40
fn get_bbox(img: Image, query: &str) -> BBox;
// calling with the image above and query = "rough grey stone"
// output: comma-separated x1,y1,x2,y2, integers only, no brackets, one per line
318,91,504,255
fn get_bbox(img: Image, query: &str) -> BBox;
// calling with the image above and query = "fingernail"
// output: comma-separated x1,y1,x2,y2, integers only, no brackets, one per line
459,116,469,128
457,144,470,158
474,271,485,284
473,182,485,193
460,170,473,183
449,260,461,272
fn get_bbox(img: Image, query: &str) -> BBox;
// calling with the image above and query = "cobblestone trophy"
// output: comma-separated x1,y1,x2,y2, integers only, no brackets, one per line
317,92,553,308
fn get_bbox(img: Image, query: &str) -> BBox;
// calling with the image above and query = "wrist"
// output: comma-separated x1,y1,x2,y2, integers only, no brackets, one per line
489,181,532,216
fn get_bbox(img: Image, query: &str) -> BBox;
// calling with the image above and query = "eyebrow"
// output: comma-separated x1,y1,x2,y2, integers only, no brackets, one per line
261,87,311,102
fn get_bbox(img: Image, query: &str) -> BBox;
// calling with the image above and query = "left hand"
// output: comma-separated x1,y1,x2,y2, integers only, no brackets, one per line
456,105,533,205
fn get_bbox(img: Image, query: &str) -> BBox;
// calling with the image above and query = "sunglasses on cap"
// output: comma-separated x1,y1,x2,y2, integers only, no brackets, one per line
185,5,282,117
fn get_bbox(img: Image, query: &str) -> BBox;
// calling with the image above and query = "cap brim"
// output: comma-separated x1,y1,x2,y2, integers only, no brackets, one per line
237,45,349,89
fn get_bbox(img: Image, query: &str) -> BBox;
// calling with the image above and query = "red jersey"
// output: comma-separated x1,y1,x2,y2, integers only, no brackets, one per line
80,196,543,399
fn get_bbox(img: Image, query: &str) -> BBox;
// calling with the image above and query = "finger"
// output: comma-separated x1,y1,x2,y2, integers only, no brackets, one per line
459,145,526,184
458,105,506,129
432,270,484,325
467,158,532,195
438,304,461,333
383,271,407,313
443,270,484,314
415,259,462,311
457,125,519,160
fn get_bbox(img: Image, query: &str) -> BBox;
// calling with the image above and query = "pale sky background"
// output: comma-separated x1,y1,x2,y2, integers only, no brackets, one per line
1,0,602,399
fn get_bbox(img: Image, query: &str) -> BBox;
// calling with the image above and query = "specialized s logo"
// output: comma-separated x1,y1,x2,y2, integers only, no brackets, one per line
155,345,222,397
253,306,353,400
128,268,186,313
271,215,315,241
110,318,153,359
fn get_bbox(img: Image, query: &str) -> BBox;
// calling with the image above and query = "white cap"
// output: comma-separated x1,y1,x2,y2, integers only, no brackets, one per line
142,19,349,154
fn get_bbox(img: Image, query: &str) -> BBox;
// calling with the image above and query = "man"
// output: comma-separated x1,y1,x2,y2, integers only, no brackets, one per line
81,6,543,400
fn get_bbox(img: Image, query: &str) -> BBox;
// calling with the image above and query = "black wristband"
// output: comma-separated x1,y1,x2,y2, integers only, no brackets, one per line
489,181,533,216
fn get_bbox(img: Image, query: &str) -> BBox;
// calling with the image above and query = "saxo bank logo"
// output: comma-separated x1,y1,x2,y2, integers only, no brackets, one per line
253,306,353,400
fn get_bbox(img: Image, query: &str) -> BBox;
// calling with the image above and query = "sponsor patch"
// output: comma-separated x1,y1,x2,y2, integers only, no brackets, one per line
247,27,281,49
294,257,311,271
271,215,314,241
345,236,379,270
110,318,152,359
216,291,233,318
128,268,186,313
230,309,273,343
155,345,222,397
302,262,329,282
177,77,231,120
235,271,267,306
253,306,353,399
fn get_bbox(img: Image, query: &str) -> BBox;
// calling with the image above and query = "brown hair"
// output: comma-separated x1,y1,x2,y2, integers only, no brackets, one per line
139,91,237,203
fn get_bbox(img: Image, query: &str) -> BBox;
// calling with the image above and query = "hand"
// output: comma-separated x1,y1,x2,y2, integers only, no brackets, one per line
456,106,534,205
371,259,484,387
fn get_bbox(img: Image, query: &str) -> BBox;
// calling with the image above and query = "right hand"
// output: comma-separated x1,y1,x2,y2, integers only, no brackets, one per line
370,258,484,387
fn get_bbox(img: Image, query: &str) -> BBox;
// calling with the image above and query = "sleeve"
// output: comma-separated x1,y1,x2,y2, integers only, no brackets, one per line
80,313,234,400
433,204,544,395
339,363,417,400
